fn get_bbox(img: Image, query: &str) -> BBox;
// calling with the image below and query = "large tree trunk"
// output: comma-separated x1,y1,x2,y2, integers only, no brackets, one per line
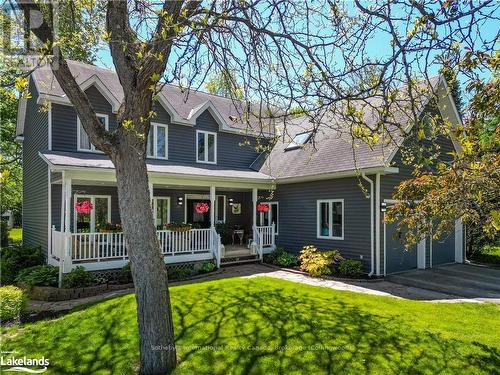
113,148,177,374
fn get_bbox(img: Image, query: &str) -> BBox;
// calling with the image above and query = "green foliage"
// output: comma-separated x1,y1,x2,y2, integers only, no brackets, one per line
205,69,244,99
0,221,9,247
0,286,26,321
299,245,344,276
61,266,104,289
215,222,231,245
337,259,364,278
470,243,500,265
167,267,193,281
119,262,133,283
266,247,298,267
0,244,45,285
198,262,216,274
8,227,22,243
16,265,59,288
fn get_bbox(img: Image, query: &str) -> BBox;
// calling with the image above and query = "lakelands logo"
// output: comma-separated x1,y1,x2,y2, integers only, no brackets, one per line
0,352,49,373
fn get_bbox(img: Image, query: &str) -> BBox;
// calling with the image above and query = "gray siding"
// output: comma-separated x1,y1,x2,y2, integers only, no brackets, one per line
22,79,49,254
379,129,457,273
52,86,118,152
51,91,262,169
273,178,372,270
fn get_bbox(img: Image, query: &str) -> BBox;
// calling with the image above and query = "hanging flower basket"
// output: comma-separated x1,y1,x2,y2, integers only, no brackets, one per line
256,203,270,213
195,202,210,214
75,200,93,214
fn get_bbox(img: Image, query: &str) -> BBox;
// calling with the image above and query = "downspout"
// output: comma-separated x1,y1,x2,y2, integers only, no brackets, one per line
375,173,381,276
361,173,374,277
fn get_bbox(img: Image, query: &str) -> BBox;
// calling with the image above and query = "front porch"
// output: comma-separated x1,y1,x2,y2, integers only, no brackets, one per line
49,168,276,272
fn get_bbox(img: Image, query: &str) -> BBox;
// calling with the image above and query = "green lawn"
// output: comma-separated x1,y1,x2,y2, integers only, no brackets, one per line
8,227,22,243
2,277,499,374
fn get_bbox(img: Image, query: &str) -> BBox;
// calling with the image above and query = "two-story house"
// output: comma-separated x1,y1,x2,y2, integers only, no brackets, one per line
17,60,465,276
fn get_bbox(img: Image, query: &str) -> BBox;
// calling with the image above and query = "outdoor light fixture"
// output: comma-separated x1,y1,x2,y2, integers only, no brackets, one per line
177,197,183,205
380,202,387,212
229,198,234,206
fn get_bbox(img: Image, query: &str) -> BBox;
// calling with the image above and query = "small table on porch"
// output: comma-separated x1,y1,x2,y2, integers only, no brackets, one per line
232,230,244,245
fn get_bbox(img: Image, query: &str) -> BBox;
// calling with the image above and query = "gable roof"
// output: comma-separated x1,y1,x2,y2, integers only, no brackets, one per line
25,60,275,136
259,76,462,181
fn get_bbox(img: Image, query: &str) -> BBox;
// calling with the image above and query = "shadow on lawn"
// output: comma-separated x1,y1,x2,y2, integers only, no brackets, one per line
2,279,499,374
172,281,500,374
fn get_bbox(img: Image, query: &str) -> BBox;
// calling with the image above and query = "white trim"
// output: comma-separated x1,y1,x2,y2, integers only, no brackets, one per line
196,130,217,164
316,199,344,240
216,195,226,223
361,173,374,276
147,122,169,159
455,218,464,263
16,96,27,137
383,214,387,276
47,102,52,150
152,196,171,228
77,113,109,152
47,168,52,257
277,167,399,184
259,201,279,235
73,194,111,232
417,238,426,269
375,173,381,275
183,193,226,223
429,227,433,268
79,75,121,113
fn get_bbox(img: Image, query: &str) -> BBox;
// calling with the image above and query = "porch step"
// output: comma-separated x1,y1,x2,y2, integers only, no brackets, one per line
221,254,260,266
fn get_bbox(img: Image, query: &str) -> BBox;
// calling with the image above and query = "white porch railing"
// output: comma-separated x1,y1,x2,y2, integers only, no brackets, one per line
256,224,275,248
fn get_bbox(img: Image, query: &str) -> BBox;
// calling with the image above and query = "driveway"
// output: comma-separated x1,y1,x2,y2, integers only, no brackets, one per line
386,263,500,302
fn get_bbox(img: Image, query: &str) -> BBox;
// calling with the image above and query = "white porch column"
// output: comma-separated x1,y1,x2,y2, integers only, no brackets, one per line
210,186,216,228
63,176,72,274
252,188,258,228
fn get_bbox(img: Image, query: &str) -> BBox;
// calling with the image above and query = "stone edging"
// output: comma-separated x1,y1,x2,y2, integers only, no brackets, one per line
261,263,384,283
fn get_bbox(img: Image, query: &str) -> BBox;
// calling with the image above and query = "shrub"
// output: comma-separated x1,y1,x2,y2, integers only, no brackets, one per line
118,262,133,283
198,261,216,274
0,286,26,321
215,223,231,245
167,267,193,281
265,247,286,264
276,252,299,267
299,246,344,276
61,266,104,289
0,221,9,247
0,245,45,285
338,259,364,278
16,265,59,288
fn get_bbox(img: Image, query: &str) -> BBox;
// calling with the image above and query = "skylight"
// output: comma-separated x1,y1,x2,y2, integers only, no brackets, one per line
285,131,312,151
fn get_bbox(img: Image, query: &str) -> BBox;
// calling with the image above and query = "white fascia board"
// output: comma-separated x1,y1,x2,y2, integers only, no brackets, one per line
276,167,399,184
79,75,121,112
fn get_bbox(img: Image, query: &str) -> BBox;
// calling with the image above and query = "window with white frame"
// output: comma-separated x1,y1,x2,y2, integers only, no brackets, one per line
317,199,344,239
215,195,226,223
196,130,217,164
147,123,168,159
152,197,170,229
77,114,109,152
74,195,111,233
259,202,279,234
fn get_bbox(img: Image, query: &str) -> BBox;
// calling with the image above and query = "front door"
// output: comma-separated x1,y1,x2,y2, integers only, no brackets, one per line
186,199,211,228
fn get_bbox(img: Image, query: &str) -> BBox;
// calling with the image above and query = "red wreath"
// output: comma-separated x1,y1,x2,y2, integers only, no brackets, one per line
75,200,93,214
256,203,270,213
195,202,210,214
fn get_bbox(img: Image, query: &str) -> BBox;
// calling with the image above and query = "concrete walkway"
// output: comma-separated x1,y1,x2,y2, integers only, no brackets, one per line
29,263,500,313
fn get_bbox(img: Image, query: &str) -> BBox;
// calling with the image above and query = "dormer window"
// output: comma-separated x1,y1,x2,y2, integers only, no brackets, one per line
77,114,108,152
285,131,312,151
196,130,217,164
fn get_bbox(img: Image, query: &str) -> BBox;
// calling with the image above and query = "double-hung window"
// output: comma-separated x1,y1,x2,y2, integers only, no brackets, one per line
147,123,168,159
317,199,344,240
259,202,279,235
77,114,108,152
196,130,217,164
74,195,111,233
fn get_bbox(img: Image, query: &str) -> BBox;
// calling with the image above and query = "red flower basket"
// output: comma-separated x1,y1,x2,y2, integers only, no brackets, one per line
195,202,210,214
256,203,270,213
75,200,93,214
